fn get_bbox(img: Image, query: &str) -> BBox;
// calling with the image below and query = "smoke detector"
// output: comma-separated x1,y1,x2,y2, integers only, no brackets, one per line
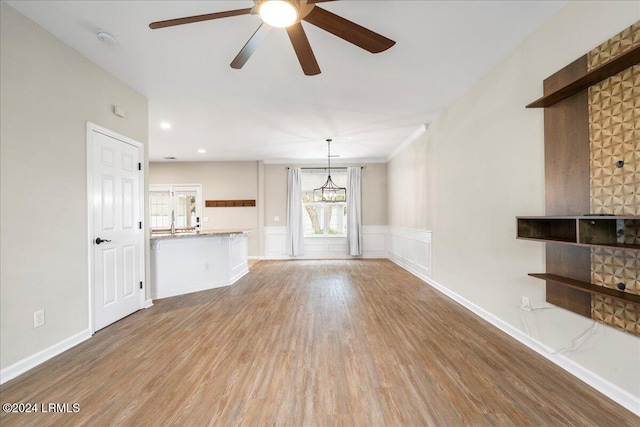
97,31,118,45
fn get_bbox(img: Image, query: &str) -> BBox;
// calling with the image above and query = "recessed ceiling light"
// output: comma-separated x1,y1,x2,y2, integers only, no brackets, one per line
160,121,172,130
197,149,207,154
97,31,118,45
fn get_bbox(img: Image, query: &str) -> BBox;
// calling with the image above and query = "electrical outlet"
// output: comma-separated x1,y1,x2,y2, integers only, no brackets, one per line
204,262,210,271
521,296,530,310
34,309,45,328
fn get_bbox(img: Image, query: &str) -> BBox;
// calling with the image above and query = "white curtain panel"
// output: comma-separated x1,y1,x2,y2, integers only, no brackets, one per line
347,167,363,256
286,167,305,256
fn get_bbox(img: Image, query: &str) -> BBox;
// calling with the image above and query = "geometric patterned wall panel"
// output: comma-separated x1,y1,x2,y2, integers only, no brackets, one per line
589,65,640,215
587,22,640,71
591,248,640,335
589,22,640,336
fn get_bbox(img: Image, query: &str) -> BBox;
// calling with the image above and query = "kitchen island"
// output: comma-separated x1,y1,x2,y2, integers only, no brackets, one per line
150,229,251,299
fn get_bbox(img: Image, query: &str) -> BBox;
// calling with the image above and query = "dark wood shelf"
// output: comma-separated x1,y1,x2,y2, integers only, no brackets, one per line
517,236,577,244
517,216,640,251
529,273,640,305
205,199,256,207
526,45,640,108
517,215,640,220
517,237,640,251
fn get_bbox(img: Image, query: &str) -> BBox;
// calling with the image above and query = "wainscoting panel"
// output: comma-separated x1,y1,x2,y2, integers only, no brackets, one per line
387,226,433,279
264,225,389,259
361,225,388,258
264,227,288,259
265,228,286,256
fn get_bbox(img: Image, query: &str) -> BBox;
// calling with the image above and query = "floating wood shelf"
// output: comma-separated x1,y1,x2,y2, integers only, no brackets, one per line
529,273,640,306
206,200,256,208
517,216,640,251
526,44,640,108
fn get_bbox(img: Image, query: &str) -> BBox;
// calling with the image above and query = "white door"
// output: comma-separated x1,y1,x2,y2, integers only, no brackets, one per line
91,128,143,331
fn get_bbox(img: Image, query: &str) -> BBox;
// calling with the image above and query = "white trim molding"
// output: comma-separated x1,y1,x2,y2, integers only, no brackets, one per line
264,225,388,259
428,276,640,417
0,329,92,385
387,226,432,279
389,245,640,417
387,124,428,161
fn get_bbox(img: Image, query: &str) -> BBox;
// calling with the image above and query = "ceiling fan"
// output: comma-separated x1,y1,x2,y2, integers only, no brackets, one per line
149,0,395,76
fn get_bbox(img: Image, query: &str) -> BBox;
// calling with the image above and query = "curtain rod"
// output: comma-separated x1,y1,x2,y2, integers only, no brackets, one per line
285,167,365,170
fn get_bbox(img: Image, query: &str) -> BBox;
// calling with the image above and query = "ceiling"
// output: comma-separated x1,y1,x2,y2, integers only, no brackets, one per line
6,0,565,163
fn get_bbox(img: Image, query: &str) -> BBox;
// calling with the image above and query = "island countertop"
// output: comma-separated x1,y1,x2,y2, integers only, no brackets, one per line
150,229,253,241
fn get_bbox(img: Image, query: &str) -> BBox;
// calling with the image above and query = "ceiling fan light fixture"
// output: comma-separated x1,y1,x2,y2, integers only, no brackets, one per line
258,0,298,28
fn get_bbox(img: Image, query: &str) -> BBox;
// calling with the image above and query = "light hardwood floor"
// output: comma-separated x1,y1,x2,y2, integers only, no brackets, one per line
1,260,638,426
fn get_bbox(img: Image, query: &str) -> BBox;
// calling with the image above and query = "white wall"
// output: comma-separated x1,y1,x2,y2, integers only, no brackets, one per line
0,2,148,371
388,138,429,230
387,1,640,406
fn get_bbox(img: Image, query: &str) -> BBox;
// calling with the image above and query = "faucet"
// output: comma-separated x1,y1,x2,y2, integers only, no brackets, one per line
170,210,175,235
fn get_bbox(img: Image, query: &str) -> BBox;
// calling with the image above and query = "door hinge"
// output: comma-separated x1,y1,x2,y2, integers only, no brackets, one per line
139,221,142,230
138,162,142,171
139,281,143,290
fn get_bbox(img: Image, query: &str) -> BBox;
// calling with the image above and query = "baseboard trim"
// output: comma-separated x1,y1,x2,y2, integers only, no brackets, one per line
144,299,154,308
389,258,640,417
0,328,92,385
152,280,233,300
152,268,249,300
229,268,250,285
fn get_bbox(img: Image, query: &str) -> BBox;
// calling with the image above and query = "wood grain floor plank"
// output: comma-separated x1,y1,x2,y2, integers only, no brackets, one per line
0,260,638,426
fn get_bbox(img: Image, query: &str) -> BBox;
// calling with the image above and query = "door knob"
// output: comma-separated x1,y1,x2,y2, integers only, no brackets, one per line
95,237,112,245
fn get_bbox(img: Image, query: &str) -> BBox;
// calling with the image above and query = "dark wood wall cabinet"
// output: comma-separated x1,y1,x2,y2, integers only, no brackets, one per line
518,29,640,323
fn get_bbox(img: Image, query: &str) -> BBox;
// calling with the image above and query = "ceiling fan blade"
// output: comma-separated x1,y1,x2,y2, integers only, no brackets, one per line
303,6,395,53
149,8,252,29
286,23,321,76
307,0,338,3
231,24,272,69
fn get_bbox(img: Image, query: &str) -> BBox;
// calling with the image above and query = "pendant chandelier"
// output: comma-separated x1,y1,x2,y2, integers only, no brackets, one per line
314,139,346,202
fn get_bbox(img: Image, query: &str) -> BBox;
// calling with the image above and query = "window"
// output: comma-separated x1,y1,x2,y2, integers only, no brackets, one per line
149,185,202,232
301,170,347,236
